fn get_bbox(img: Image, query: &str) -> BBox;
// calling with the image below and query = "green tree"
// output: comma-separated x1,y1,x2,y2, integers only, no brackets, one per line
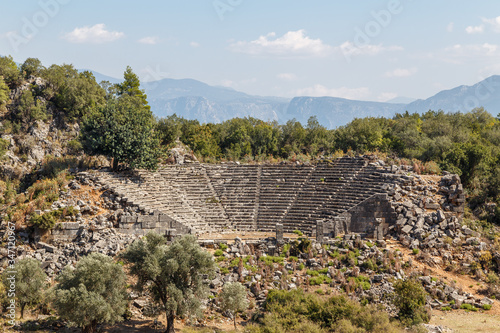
393,278,429,327
20,57,44,79
52,253,127,333
156,114,182,146
15,90,47,122
0,76,9,112
2,258,47,318
121,232,216,333
0,55,20,88
219,282,249,329
280,119,306,158
116,66,150,111
42,64,105,120
80,99,159,170
305,116,329,155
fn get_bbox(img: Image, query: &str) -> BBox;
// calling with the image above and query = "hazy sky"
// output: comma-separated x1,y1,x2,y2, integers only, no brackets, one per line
1,0,499,102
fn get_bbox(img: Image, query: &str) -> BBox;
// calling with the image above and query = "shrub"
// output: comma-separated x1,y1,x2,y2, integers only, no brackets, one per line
259,255,284,266
214,249,223,257
412,248,420,255
363,259,376,271
30,212,56,230
307,269,319,276
252,289,401,333
487,272,499,284
293,229,303,236
460,303,478,311
219,243,228,251
483,304,492,310
309,275,332,285
67,139,83,154
0,138,8,158
394,278,429,326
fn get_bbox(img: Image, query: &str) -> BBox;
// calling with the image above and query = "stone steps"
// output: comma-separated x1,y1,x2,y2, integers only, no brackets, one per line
94,157,393,235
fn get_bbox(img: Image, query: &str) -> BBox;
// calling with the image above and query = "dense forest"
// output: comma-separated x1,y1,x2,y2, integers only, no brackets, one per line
0,56,499,225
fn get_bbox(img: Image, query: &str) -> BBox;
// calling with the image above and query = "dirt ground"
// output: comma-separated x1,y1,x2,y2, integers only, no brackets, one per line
430,310,500,332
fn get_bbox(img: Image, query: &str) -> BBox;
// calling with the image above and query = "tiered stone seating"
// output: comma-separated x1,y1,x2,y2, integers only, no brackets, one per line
158,166,228,232
94,157,392,236
256,164,314,232
205,164,260,230
280,157,369,234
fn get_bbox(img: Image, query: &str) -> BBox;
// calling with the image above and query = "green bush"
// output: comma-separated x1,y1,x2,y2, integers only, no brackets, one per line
394,278,429,326
0,138,8,158
214,249,223,257
293,229,303,236
248,289,401,333
412,248,420,255
483,304,492,310
363,259,376,271
67,139,83,154
309,275,332,286
30,212,56,230
307,269,319,276
259,255,284,266
460,303,478,311
220,267,230,274
219,243,228,251
317,268,329,275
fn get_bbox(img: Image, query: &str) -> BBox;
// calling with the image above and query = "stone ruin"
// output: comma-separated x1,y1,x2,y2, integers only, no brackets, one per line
73,156,464,242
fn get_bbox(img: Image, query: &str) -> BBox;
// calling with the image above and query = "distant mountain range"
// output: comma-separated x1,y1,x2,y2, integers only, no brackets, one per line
90,72,500,129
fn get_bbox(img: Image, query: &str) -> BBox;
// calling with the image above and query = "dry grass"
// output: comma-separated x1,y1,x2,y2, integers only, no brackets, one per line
430,310,500,333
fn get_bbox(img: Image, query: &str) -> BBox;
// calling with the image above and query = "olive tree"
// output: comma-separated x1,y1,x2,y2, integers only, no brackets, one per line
52,253,127,333
121,232,215,333
393,278,430,327
219,282,249,330
1,258,47,319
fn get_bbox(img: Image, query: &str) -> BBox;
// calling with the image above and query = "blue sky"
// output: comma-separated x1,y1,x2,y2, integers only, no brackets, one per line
1,0,499,102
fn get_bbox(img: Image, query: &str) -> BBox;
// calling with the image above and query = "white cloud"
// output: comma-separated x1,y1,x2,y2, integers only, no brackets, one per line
482,16,500,33
190,41,200,48
229,30,332,57
339,41,403,58
294,85,371,100
384,67,417,78
62,24,124,43
277,73,297,81
220,79,235,88
447,22,454,32
138,36,159,45
465,24,484,34
377,92,398,102
447,43,499,56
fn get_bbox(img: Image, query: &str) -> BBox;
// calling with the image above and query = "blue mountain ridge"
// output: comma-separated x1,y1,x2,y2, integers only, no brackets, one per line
86,71,500,129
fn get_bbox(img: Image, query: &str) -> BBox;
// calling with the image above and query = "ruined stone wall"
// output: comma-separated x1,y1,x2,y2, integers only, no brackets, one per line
117,212,191,237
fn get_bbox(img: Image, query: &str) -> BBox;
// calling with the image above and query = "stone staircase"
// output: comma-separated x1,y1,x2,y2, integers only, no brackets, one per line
93,157,391,235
